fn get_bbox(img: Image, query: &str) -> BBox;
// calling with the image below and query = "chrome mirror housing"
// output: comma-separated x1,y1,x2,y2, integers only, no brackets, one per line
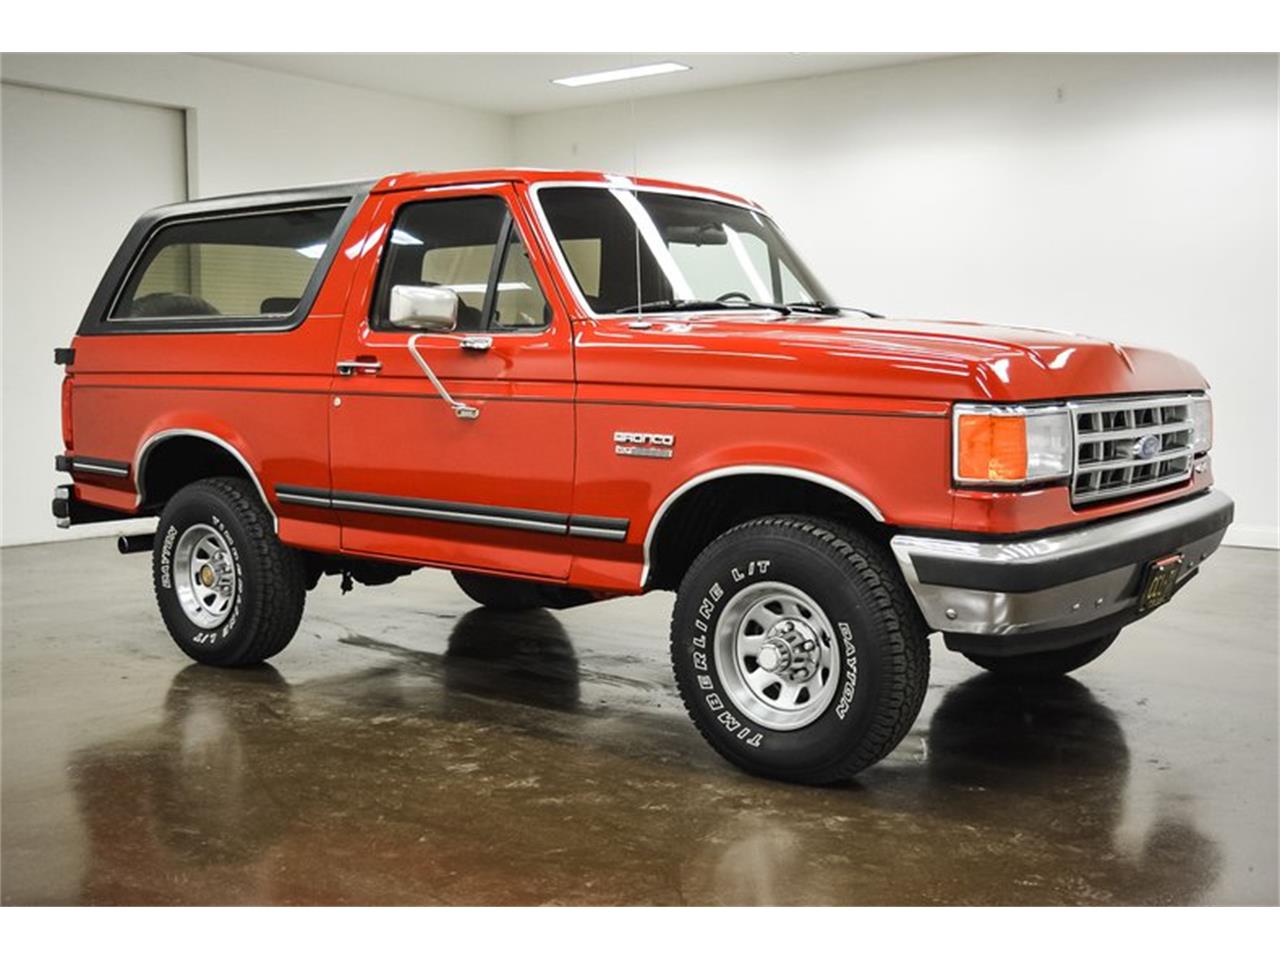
388,285,459,332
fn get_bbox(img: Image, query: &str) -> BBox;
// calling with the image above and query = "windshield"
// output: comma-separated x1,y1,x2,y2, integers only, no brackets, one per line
537,186,831,314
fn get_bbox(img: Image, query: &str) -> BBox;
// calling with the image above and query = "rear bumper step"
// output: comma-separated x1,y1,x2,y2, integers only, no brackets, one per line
51,484,133,528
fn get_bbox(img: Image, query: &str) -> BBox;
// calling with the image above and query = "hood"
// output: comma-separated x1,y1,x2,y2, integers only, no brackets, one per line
573,312,1208,403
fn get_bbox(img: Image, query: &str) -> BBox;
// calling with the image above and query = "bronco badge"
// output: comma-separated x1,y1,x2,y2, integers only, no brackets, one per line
614,431,675,459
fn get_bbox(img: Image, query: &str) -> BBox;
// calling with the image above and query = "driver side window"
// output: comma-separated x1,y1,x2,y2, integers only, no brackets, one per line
372,195,549,332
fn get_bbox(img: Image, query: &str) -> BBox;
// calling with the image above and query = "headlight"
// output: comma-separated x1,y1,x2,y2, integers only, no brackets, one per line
1191,395,1212,453
953,404,1073,484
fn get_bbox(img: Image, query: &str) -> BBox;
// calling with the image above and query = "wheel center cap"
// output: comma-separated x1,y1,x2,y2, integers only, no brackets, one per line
199,564,216,588
757,642,788,672
759,618,820,682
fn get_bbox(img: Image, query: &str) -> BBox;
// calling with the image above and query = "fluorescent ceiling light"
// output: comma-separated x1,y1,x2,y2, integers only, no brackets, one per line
552,62,690,88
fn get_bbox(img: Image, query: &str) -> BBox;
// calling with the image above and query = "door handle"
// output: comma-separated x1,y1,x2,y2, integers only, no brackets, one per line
459,335,493,352
336,358,382,376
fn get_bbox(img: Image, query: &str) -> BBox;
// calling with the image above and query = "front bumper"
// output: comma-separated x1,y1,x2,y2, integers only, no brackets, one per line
890,489,1234,655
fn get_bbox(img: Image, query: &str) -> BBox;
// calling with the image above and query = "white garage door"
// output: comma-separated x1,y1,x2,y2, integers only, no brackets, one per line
2,83,187,545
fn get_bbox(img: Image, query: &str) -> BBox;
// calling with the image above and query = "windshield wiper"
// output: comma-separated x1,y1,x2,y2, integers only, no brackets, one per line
616,299,791,316
785,300,884,319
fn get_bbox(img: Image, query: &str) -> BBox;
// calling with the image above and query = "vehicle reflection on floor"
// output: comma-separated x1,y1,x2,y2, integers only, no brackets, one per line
679,675,1219,905
65,607,1222,905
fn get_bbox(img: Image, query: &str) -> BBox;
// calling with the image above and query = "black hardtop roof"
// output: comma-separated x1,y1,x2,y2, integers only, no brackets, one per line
143,179,377,221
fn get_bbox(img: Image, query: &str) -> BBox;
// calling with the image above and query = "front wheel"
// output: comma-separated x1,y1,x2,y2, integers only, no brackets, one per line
963,631,1118,678
670,516,930,784
153,478,306,666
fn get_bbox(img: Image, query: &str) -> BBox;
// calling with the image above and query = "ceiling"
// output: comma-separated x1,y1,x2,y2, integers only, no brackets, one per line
205,53,951,116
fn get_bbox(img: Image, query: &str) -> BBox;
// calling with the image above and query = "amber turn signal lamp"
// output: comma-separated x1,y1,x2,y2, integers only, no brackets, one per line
956,413,1028,482
953,404,1073,485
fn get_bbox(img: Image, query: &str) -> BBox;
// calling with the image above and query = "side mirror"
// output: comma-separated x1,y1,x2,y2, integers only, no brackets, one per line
388,284,459,332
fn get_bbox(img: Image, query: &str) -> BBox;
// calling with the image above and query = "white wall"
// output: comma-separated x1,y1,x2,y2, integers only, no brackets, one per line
514,54,1279,548
1,54,513,197
2,84,188,546
0,54,512,546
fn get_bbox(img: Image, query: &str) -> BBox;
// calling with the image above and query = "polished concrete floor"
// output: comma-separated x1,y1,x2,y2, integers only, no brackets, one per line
1,538,1276,905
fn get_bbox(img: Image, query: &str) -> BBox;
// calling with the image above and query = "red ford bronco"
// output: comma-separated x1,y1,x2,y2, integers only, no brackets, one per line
54,169,1233,783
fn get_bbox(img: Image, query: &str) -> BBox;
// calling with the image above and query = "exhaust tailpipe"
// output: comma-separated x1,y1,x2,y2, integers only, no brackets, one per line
117,534,155,555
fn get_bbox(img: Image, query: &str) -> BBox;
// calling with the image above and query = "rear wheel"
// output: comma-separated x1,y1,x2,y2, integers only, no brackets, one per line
153,478,306,666
963,631,1118,678
670,515,930,784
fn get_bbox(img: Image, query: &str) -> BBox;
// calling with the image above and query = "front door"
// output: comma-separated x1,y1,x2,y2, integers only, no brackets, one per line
328,185,575,579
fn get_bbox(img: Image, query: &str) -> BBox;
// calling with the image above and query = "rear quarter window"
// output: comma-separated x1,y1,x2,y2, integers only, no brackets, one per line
111,206,344,320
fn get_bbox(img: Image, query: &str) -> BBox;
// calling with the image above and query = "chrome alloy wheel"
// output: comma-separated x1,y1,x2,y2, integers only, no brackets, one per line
173,524,237,629
713,581,842,731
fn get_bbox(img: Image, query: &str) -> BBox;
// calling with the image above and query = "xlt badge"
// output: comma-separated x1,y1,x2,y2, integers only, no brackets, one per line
614,431,675,459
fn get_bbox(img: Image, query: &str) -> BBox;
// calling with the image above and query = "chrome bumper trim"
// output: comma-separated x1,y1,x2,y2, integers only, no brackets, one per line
891,490,1233,637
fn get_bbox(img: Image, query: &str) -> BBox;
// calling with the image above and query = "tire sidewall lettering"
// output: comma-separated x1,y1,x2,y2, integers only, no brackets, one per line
688,569,766,748
159,524,178,589
834,621,858,720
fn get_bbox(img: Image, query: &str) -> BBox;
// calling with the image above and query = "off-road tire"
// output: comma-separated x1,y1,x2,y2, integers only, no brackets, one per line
963,630,1119,678
670,515,931,784
153,478,306,666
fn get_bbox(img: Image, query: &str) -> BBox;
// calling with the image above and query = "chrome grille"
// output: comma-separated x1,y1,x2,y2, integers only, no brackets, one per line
1070,395,1196,505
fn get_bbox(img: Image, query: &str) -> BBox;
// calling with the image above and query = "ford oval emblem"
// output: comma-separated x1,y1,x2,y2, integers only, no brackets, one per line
1132,434,1161,460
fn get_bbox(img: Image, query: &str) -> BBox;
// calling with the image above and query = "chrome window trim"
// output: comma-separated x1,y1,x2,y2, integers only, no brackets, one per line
371,190,554,337
527,180,768,321
134,429,277,532
640,465,885,588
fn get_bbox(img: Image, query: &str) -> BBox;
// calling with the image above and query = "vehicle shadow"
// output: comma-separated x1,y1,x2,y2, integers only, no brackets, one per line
338,607,582,713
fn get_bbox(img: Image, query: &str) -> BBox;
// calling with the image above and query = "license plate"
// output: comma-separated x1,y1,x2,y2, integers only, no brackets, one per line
1138,553,1184,613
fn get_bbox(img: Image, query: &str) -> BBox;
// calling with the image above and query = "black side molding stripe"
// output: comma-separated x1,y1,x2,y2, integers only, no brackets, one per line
568,514,629,531
275,485,333,508
567,514,630,541
273,485,630,541
58,454,131,478
329,489,569,526
331,495,567,535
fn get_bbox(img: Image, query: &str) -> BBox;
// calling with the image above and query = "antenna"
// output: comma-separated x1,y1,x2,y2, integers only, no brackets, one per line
630,56,642,320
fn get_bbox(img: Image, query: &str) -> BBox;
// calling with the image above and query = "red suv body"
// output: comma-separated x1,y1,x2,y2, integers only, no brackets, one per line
54,169,1233,782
